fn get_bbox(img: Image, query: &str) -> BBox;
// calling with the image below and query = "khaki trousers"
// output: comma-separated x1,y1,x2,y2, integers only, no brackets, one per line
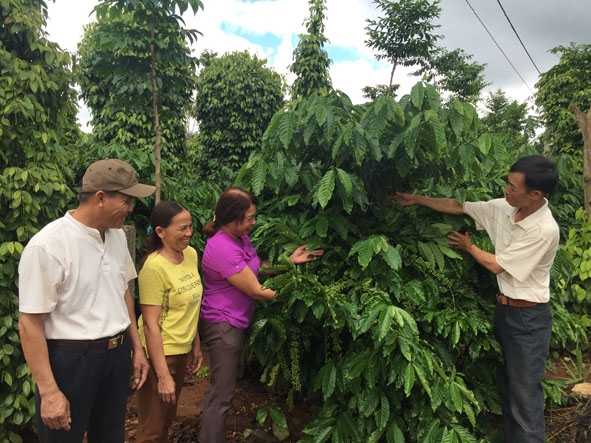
136,353,189,443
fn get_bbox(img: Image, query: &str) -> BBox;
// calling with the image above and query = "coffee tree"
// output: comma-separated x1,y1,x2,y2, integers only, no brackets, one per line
236,83,582,441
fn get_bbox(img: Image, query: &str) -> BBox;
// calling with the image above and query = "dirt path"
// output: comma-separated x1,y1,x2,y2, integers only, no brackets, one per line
124,344,311,442
121,346,591,442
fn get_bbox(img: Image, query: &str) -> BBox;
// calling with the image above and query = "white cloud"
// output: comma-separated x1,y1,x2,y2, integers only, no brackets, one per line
44,0,589,128
45,2,94,54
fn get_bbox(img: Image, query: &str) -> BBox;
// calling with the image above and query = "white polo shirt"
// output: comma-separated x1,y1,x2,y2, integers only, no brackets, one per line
18,211,136,339
464,198,559,303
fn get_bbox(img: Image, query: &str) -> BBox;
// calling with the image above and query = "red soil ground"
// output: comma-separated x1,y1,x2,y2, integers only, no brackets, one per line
121,344,591,442
124,343,312,442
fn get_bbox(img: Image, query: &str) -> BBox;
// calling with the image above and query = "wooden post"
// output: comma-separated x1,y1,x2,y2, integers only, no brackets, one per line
123,225,137,296
572,106,591,214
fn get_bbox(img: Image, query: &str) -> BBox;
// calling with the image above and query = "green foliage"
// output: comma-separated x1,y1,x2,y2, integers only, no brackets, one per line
362,83,401,101
1,1,79,170
193,50,285,186
1,0,79,439
535,44,591,157
289,0,333,100
366,0,442,86
415,48,490,104
254,403,291,441
1,3,587,439
546,154,584,237
76,0,203,168
233,81,585,440
481,89,540,150
552,209,591,328
236,83,519,440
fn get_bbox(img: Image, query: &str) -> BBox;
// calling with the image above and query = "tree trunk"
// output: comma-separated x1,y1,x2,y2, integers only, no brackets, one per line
151,28,162,206
388,59,398,89
123,225,136,296
573,105,591,214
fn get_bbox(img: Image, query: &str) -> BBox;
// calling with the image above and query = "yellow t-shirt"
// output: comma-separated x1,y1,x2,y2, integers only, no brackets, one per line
138,246,203,355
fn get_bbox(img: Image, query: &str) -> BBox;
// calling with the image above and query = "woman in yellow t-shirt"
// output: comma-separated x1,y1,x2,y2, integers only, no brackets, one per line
136,201,203,442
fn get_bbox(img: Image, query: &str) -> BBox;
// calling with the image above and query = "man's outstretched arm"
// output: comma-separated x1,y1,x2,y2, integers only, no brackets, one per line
390,192,465,215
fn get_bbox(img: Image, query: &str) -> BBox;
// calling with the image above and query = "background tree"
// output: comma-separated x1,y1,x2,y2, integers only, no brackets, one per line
535,44,591,157
0,0,79,440
362,83,400,100
289,0,333,100
414,47,489,104
192,50,285,186
366,0,441,89
481,89,539,150
77,0,203,203
535,44,591,211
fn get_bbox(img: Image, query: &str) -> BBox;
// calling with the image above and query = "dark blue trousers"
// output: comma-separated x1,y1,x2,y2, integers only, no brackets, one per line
494,302,552,443
35,339,131,443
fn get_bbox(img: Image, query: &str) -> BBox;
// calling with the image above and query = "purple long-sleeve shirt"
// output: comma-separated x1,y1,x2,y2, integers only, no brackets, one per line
200,230,261,329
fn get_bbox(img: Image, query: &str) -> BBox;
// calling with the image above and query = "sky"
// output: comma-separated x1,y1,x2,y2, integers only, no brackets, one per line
45,0,589,130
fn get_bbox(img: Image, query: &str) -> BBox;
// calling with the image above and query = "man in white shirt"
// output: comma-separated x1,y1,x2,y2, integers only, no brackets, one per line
392,155,559,443
18,158,155,442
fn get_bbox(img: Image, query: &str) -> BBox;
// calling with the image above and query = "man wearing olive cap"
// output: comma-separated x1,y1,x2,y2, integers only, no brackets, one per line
18,159,155,442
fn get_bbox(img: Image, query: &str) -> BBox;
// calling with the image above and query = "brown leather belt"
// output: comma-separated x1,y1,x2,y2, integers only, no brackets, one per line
46,331,126,350
496,293,538,308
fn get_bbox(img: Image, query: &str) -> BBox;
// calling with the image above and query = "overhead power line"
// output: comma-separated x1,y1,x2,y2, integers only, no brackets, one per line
495,0,541,75
463,0,533,94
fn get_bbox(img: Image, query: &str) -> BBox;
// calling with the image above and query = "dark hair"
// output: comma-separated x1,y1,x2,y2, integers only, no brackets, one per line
509,155,558,196
139,201,187,267
204,187,257,238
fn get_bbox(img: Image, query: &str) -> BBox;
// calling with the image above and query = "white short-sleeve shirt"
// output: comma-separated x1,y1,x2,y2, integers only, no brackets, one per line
463,198,559,303
18,211,137,339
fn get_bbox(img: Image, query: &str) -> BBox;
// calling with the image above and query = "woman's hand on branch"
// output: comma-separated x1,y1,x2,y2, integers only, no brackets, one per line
290,244,324,265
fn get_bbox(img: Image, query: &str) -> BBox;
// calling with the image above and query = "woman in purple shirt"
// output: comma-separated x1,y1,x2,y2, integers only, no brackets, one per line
198,187,323,443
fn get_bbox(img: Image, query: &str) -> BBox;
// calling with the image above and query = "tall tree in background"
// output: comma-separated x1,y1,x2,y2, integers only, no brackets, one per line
1,0,79,439
481,89,539,150
192,50,285,186
366,0,441,90
414,48,489,104
77,0,203,204
535,44,591,212
289,0,333,100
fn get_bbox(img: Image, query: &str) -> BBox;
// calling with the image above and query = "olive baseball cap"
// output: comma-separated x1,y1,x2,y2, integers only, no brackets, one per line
80,159,155,198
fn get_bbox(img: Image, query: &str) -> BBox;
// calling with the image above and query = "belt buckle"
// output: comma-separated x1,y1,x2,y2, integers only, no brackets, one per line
108,333,124,350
